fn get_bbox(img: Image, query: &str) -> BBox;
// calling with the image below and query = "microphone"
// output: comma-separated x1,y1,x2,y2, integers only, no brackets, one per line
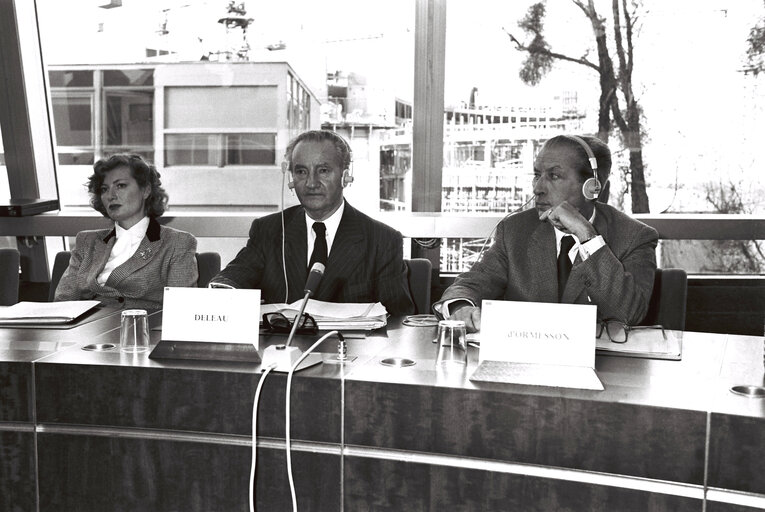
261,263,325,371
304,262,325,296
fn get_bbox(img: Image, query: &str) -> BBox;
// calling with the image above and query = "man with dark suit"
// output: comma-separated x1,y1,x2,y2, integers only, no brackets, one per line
436,135,658,332
210,130,414,316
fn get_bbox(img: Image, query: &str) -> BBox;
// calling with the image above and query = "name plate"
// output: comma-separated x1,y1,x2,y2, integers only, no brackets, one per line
472,300,602,390
480,300,596,366
162,287,261,346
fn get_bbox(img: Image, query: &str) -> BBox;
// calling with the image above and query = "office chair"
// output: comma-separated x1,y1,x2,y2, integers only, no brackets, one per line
404,258,432,315
195,252,221,288
48,250,72,301
640,268,688,331
48,250,222,300
0,248,20,306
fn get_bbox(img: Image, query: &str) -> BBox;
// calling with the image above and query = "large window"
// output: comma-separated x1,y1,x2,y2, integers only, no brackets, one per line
16,0,765,274
439,0,765,274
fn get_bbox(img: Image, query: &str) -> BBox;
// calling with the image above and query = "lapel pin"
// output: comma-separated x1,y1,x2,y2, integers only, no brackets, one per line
139,248,152,260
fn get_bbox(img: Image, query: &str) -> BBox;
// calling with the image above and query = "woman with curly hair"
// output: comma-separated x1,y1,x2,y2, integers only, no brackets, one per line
54,154,198,309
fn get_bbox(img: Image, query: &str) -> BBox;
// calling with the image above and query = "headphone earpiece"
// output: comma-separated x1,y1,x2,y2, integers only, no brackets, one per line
582,177,601,201
565,134,600,202
281,160,295,189
342,169,354,188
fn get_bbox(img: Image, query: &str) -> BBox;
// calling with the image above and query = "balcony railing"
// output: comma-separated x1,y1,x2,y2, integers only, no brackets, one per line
2,211,764,241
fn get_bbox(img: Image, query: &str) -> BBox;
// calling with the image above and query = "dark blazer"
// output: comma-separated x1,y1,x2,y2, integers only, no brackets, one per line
439,202,658,325
54,218,198,310
212,202,415,315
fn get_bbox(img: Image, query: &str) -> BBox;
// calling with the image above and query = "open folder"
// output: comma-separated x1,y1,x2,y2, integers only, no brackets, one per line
0,300,100,325
261,299,387,330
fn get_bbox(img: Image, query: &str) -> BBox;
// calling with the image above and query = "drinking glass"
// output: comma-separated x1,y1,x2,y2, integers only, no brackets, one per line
436,320,468,366
120,309,149,353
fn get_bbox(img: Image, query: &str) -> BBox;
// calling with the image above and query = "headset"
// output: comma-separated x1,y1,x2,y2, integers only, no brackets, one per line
279,130,354,302
284,130,354,189
563,134,601,201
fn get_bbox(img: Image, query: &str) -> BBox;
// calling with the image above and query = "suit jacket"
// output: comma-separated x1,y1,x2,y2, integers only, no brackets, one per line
212,202,415,315
439,202,658,325
54,218,198,310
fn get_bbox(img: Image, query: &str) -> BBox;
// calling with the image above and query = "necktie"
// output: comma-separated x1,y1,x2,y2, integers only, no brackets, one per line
557,235,575,301
309,222,327,270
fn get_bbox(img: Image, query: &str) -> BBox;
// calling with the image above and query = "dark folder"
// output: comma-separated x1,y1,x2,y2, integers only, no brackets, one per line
0,198,59,217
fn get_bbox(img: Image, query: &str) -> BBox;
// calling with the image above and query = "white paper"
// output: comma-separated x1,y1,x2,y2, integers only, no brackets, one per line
0,300,100,323
161,287,260,345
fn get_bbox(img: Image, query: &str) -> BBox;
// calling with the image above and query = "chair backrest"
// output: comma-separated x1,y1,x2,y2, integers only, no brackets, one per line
0,248,20,306
640,268,688,331
405,258,432,315
195,252,221,288
48,250,220,299
48,251,72,301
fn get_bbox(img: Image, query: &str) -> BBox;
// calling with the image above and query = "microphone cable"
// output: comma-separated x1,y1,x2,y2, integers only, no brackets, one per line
249,363,276,512
280,163,289,303
285,330,342,512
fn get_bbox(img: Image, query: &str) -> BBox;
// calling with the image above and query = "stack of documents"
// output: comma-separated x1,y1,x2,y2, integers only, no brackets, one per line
0,300,100,325
596,327,682,360
261,300,388,330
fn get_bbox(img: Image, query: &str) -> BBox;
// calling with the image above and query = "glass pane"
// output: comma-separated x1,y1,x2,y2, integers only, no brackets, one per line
445,1,765,218
165,133,276,167
51,96,93,147
165,134,219,167
48,70,92,87
105,90,153,147
226,134,276,165
440,1,765,273
58,153,95,166
103,69,154,87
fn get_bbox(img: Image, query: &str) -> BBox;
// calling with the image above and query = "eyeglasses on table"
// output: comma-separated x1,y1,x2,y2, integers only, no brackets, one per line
597,319,666,344
262,312,318,335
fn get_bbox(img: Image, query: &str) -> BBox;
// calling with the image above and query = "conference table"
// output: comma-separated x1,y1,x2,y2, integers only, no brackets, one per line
1,309,764,512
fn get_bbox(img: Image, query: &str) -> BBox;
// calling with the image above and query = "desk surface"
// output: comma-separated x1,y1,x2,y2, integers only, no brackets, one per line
2,314,765,511
18,313,765,418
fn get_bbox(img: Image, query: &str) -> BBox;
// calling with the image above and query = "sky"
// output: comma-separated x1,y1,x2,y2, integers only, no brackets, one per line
34,0,765,213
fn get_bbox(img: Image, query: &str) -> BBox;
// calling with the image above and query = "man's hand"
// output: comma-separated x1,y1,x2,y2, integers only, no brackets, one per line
539,201,597,241
451,305,481,333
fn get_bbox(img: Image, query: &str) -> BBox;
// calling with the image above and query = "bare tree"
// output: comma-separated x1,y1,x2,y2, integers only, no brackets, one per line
505,0,650,213
703,180,765,273
746,2,765,74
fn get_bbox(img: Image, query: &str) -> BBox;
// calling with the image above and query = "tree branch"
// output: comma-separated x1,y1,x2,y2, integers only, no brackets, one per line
571,0,591,19
623,0,635,80
612,0,628,81
503,28,600,71
610,93,628,133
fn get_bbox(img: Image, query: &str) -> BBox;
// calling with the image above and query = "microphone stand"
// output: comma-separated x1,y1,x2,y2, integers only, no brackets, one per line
261,263,325,372
284,290,311,348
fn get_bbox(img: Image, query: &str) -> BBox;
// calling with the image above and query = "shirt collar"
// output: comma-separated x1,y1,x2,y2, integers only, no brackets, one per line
115,216,150,241
305,200,345,240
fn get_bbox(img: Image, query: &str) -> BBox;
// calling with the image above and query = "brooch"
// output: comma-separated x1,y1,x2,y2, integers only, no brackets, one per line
139,248,152,260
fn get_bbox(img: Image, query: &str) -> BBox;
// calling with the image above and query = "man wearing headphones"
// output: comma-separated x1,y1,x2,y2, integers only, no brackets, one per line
436,135,658,332
210,130,415,315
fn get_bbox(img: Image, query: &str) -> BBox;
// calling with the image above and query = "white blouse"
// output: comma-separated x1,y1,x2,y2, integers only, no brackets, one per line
96,216,150,286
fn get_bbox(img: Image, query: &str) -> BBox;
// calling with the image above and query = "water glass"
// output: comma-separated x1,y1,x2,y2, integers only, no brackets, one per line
120,309,149,353
436,320,468,366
